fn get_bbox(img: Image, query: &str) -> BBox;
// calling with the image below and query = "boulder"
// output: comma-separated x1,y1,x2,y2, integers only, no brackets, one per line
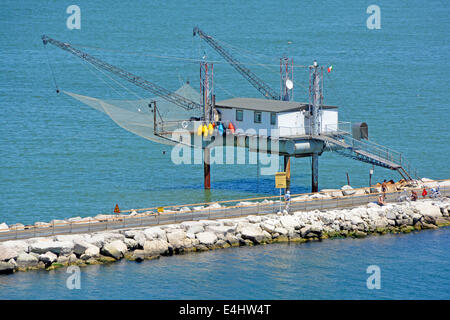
16,252,39,268
205,225,236,235
412,202,442,219
279,216,301,230
143,239,170,256
34,222,51,228
0,246,19,261
166,229,187,249
341,185,356,196
38,251,57,264
81,246,100,260
9,223,24,231
186,225,204,235
0,261,16,274
124,238,139,250
0,222,9,232
73,239,97,255
240,225,266,244
30,241,74,255
196,232,218,246
225,234,240,246
143,227,167,241
101,240,127,260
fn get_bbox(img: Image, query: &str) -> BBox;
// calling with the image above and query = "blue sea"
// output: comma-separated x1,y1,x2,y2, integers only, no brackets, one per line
0,0,449,299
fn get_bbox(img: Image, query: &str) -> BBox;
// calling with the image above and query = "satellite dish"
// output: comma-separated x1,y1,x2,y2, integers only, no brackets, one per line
285,79,294,90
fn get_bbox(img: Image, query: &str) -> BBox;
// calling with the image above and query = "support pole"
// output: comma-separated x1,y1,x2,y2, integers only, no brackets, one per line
312,153,318,192
284,155,291,191
204,147,211,189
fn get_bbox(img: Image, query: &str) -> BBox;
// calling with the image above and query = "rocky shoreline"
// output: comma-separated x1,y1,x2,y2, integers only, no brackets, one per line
1,198,449,274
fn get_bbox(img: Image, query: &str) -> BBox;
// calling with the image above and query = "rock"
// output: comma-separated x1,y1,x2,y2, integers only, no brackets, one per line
0,222,9,232
67,217,82,222
101,232,125,243
134,232,146,247
81,246,100,260
73,239,97,255
205,225,236,235
9,223,24,231
143,239,170,256
30,241,74,255
386,210,397,220
101,240,128,260
0,261,16,274
34,222,51,228
225,234,240,246
166,230,187,249
247,216,262,223
261,222,277,233
186,225,204,234
38,251,57,264
124,238,139,250
179,207,191,213
207,203,222,209
240,225,266,244
16,252,39,268
124,230,140,238
279,216,301,230
412,202,442,220
49,219,68,226
0,245,19,261
196,232,218,246
341,185,356,196
87,235,106,248
143,227,167,241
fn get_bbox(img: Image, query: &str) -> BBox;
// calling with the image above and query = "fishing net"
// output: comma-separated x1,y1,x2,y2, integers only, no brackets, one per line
64,83,202,145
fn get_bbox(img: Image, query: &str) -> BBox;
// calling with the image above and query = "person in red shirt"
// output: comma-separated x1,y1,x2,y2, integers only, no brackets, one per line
422,188,427,198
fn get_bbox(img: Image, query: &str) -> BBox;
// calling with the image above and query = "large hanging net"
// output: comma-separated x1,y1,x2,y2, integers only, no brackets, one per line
64,83,202,145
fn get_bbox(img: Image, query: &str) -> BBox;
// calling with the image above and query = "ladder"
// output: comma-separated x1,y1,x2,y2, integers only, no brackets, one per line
315,133,419,181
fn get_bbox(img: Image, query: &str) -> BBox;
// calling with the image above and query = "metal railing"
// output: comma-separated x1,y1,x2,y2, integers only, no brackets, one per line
0,180,448,242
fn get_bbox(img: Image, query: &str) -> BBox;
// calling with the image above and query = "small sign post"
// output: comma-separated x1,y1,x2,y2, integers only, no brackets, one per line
275,172,287,213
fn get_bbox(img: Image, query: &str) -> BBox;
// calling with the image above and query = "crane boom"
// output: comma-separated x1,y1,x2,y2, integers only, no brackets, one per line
41,35,202,110
193,27,280,100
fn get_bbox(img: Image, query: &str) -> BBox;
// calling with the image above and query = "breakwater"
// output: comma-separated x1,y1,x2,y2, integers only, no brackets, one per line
1,196,449,274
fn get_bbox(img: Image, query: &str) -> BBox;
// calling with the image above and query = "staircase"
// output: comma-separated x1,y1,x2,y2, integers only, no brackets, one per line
315,132,419,181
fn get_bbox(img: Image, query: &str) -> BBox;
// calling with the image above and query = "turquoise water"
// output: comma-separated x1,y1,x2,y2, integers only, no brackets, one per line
0,0,449,299
0,229,449,300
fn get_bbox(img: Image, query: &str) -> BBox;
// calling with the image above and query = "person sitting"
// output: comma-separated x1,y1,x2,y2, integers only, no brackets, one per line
377,195,386,206
411,190,418,201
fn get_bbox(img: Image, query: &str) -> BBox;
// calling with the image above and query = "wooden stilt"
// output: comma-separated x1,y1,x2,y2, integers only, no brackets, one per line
204,147,211,189
284,155,291,191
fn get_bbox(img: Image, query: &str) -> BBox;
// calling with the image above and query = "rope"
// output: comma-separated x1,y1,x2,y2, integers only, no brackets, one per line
43,45,60,93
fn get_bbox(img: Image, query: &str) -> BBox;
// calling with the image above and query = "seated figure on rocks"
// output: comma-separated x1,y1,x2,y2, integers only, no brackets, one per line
377,195,386,206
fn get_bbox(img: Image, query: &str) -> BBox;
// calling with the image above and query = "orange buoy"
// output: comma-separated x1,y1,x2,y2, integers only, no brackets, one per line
228,122,235,133
114,204,120,214
208,123,214,135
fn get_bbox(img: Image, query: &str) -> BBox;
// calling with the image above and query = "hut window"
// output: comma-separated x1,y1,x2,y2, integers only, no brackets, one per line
270,112,276,125
236,109,243,121
254,111,262,123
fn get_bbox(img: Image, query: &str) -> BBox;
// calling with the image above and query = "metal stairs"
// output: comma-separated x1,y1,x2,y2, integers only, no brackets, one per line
314,133,418,181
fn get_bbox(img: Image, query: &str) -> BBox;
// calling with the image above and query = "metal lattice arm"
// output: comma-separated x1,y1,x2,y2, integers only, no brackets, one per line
42,35,202,110
193,27,279,100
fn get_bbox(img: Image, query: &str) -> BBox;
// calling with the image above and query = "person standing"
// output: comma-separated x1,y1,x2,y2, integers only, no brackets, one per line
284,191,291,212
422,188,428,198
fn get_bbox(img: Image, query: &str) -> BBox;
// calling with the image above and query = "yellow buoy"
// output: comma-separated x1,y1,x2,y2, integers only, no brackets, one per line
208,123,214,135
203,124,208,137
197,125,203,136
